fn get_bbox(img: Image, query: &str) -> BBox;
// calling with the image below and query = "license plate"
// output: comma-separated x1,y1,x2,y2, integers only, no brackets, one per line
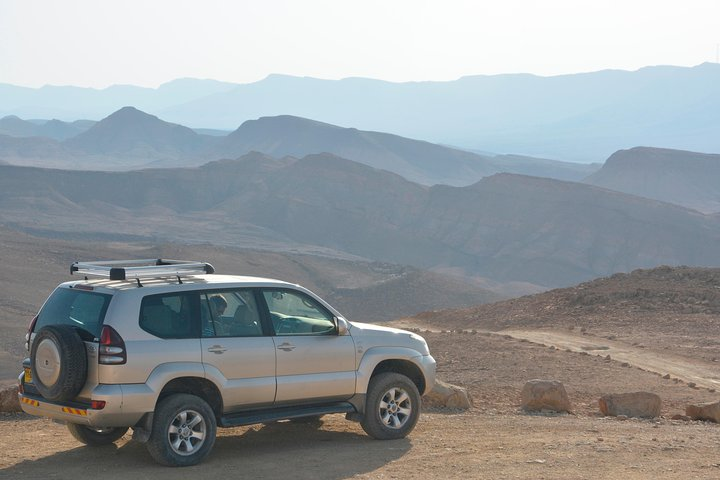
24,368,32,383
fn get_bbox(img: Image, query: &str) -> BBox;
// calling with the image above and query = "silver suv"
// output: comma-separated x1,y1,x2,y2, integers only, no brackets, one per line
18,259,436,466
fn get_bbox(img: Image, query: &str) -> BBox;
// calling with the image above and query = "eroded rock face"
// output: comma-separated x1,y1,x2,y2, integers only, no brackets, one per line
0,386,20,412
599,392,661,418
686,401,720,423
423,379,473,410
521,379,572,413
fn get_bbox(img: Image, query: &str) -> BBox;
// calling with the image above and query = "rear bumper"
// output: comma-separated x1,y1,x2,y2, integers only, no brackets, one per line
18,373,146,427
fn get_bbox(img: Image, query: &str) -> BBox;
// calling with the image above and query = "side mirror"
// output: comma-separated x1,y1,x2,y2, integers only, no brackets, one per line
336,317,349,335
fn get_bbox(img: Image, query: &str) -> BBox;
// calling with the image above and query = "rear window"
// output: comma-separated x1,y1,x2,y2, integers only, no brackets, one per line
36,287,112,340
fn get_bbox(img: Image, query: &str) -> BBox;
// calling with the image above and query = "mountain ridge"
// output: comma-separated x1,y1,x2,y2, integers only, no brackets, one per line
1,153,718,288
0,108,599,184
2,64,719,162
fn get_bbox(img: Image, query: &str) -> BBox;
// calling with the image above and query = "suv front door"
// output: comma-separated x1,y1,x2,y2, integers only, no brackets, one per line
261,289,356,404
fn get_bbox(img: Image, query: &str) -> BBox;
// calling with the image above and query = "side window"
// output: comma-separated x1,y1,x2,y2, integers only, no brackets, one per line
139,292,198,339
263,289,335,336
202,290,262,337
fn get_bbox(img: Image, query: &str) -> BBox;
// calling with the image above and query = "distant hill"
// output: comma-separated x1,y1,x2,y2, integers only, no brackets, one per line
2,153,719,288
489,154,600,181
157,64,720,162
3,64,719,162
0,115,94,140
0,78,237,120
0,115,37,137
0,109,598,184
584,147,720,213
216,115,501,185
64,106,217,162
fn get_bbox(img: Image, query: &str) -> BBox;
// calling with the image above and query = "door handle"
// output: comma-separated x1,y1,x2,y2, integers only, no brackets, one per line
277,342,295,352
207,345,227,354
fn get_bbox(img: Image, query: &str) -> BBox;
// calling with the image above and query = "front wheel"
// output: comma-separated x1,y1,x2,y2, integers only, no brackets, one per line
67,424,129,446
146,394,217,467
361,372,421,440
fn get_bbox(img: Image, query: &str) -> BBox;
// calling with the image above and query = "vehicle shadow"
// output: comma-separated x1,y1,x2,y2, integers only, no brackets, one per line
0,418,411,479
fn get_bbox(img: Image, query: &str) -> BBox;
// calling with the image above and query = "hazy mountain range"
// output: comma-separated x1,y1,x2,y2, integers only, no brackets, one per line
0,107,599,184
584,147,720,213
2,152,719,289
2,64,719,162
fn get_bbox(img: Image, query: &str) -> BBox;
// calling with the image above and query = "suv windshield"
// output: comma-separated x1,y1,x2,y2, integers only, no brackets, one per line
36,287,112,340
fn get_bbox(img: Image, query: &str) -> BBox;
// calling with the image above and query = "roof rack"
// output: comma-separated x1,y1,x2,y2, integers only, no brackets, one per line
71,259,215,281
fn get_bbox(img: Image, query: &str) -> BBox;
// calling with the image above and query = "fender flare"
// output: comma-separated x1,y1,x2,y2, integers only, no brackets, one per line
355,347,432,395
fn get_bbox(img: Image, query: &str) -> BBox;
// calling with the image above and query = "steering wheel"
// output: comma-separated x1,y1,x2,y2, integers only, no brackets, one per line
277,317,300,334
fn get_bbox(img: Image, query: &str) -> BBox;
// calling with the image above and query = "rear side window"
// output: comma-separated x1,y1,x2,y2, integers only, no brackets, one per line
139,292,199,339
36,287,112,340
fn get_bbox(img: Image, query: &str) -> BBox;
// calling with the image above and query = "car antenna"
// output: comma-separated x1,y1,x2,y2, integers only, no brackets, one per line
177,275,183,284
136,278,143,288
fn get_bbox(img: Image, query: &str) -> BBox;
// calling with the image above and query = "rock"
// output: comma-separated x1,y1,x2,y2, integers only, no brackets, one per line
671,414,690,421
598,392,661,418
686,401,720,423
0,385,20,412
521,379,572,413
662,374,671,379
423,379,473,409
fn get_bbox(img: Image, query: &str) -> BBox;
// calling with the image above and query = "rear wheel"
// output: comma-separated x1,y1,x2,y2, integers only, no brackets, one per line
67,424,128,446
361,372,421,440
146,394,217,467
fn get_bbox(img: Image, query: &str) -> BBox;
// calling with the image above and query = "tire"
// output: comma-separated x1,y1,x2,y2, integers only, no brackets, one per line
361,372,421,440
67,424,129,446
31,325,88,401
146,394,217,467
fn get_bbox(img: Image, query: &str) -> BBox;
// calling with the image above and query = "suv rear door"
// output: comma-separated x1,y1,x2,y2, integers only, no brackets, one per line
30,285,111,400
260,288,356,404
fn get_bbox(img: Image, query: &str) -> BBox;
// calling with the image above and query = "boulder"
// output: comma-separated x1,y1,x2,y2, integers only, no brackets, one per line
423,379,473,409
599,392,661,418
686,401,720,423
0,385,20,412
521,379,572,413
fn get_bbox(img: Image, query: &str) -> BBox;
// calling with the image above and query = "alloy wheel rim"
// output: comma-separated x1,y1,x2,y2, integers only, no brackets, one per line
378,387,412,429
167,409,206,456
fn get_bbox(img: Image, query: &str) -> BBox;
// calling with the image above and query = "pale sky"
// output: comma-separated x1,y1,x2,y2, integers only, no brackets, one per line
1,0,719,88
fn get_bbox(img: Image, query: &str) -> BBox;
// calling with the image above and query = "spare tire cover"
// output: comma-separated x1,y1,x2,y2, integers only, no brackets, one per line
30,325,88,402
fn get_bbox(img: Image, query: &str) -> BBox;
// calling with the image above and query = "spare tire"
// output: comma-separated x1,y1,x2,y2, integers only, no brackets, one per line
30,325,88,401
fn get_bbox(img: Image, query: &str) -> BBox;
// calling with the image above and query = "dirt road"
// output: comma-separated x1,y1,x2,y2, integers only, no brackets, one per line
499,329,720,391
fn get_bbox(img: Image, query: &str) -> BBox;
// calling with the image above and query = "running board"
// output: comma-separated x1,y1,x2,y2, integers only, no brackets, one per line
219,402,356,427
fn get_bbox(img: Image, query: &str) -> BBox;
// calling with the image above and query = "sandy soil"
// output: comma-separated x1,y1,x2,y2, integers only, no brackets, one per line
1,411,719,480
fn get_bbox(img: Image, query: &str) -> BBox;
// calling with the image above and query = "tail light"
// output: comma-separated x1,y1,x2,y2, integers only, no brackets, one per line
90,400,106,410
99,326,127,365
24,315,38,351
